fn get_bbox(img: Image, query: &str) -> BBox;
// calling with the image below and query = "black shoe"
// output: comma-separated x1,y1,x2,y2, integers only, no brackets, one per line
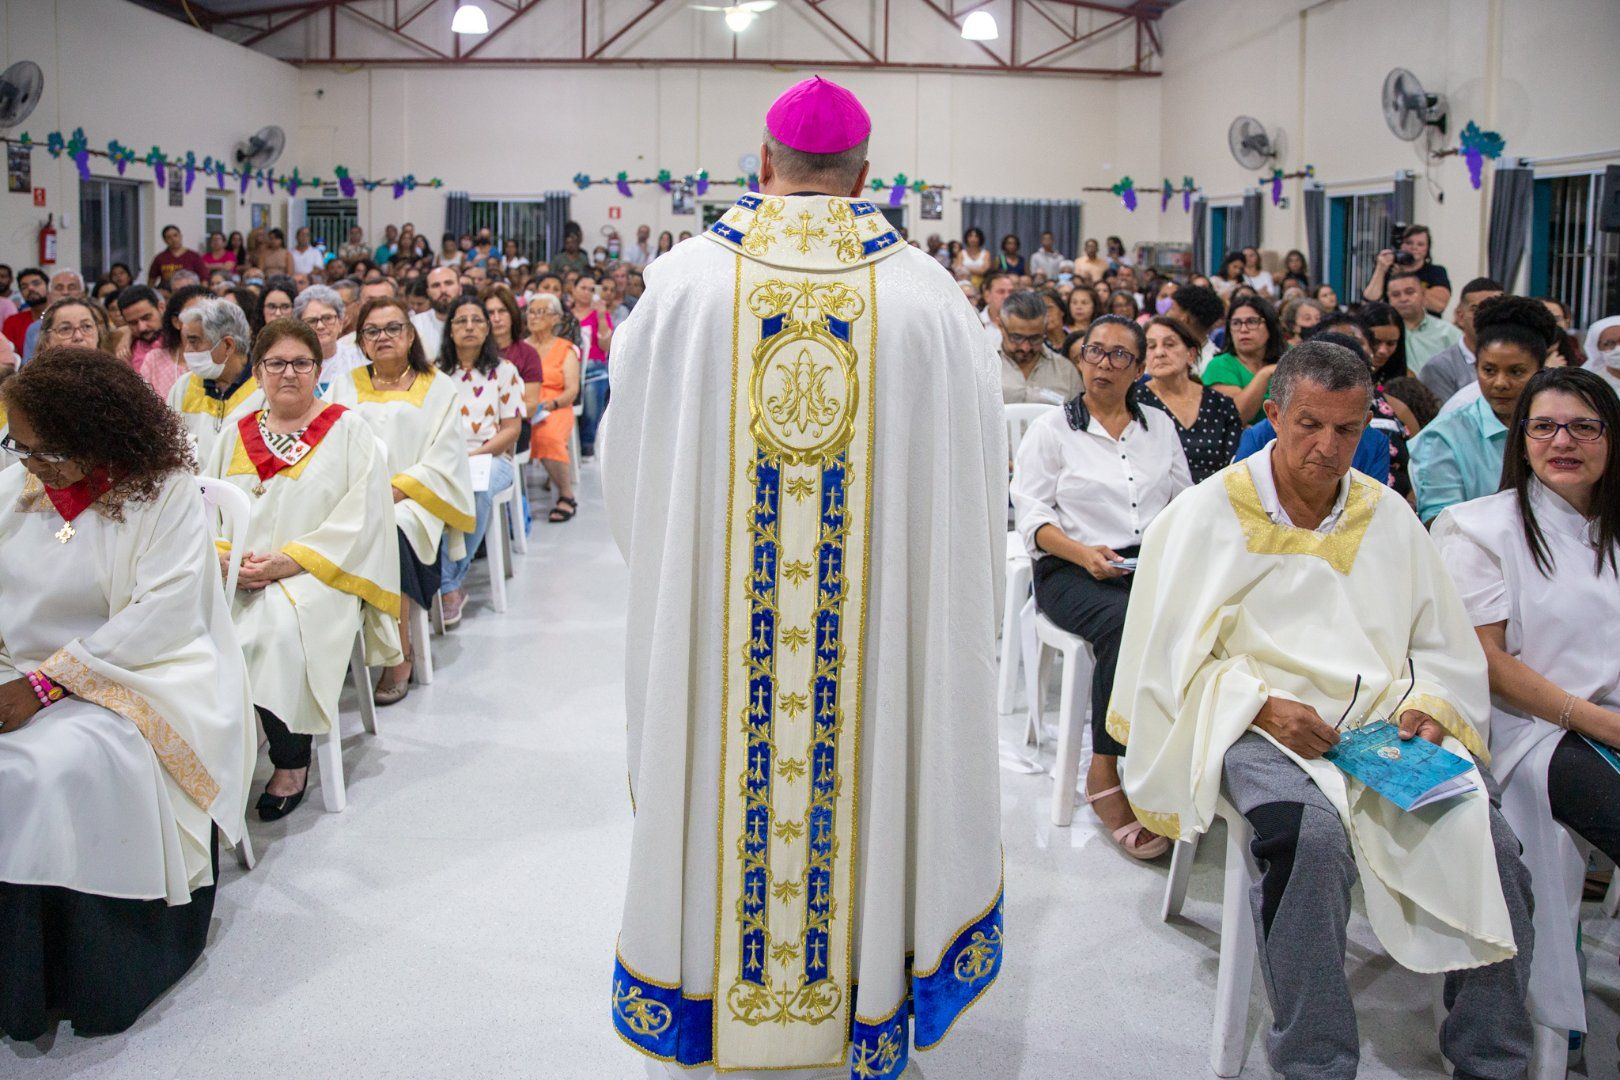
256,775,309,821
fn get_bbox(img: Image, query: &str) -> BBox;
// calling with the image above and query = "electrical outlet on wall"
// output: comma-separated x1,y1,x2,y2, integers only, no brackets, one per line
56,211,71,228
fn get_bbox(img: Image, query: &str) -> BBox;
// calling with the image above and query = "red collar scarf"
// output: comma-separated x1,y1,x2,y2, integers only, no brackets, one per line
237,404,347,487
43,466,114,524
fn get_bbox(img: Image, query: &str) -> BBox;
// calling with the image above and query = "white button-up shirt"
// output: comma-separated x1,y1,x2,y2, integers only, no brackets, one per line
1012,403,1192,556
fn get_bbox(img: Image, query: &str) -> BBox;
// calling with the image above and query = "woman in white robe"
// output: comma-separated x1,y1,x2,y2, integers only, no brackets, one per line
205,319,403,820
328,296,474,703
167,297,263,466
1434,366,1620,1039
0,349,254,1039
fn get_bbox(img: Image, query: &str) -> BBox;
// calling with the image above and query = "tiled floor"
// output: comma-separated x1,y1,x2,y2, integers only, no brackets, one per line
9,466,1620,1078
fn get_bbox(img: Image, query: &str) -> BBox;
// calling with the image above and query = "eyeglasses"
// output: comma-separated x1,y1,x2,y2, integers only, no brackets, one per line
360,321,408,341
302,313,341,328
48,322,98,340
263,302,294,315
1003,331,1045,347
1228,316,1265,331
1078,343,1140,369
259,358,318,375
0,434,70,464
1336,658,1416,732
450,315,488,329
1522,417,1607,442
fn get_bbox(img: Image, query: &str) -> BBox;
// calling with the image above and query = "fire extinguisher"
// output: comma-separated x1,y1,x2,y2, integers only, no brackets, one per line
38,214,57,267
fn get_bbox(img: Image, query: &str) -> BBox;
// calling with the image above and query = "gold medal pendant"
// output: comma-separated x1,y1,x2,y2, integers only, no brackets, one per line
54,521,75,544
252,482,266,497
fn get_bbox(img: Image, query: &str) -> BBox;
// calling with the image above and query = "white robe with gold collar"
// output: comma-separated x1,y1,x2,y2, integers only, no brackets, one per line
1111,459,1516,973
327,367,474,564
0,466,255,904
166,372,264,467
205,407,404,736
603,194,1006,1079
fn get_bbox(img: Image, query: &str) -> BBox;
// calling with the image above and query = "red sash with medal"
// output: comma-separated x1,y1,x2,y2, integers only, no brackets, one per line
237,404,348,495
42,466,115,543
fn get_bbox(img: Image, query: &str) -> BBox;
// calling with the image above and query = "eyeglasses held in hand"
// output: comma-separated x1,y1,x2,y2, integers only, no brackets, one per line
1336,658,1416,732
1078,343,1140,369
259,358,318,375
360,322,407,341
1521,417,1607,442
0,434,70,463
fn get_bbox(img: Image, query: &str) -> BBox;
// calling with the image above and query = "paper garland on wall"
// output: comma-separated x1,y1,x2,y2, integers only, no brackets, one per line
3,128,441,199
574,170,950,207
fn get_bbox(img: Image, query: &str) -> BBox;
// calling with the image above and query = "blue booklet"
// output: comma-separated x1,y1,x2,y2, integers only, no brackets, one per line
1582,735,1620,776
1324,721,1478,811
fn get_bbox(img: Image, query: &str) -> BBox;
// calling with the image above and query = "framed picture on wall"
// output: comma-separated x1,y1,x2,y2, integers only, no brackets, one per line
6,144,30,193
920,188,944,221
671,182,694,216
250,202,271,230
167,167,184,207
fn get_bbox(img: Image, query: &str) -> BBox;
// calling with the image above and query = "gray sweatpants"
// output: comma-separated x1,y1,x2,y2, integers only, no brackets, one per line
1221,732,1535,1080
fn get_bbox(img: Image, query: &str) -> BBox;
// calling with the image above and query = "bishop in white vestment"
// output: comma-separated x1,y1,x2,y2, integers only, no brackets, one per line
1110,342,1534,1078
602,78,1006,1080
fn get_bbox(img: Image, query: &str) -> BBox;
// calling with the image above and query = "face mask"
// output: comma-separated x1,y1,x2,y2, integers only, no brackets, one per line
1155,297,1174,316
1602,347,1620,371
184,343,225,380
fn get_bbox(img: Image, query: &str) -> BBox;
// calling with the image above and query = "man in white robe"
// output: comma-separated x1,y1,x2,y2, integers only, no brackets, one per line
602,77,1005,1080
1110,341,1534,1079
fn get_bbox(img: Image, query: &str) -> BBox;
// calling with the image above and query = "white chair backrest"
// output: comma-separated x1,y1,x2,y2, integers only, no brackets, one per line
197,477,251,601
1005,402,1057,464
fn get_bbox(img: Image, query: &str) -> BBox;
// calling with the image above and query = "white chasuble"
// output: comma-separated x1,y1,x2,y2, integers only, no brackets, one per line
205,406,404,737
0,467,255,904
328,367,475,563
603,195,1007,1079
166,373,264,467
1110,460,1517,973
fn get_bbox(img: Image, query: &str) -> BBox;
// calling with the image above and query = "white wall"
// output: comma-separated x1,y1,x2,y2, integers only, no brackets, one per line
295,63,1156,255
1154,0,1620,290
0,0,300,279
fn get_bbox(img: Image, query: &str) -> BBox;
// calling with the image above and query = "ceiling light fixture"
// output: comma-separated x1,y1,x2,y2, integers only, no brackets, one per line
451,3,490,34
724,8,756,31
960,10,998,40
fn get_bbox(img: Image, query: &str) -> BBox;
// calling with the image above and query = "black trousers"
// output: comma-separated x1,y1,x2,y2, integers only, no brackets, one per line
258,706,311,770
1031,547,1139,757
1548,730,1620,864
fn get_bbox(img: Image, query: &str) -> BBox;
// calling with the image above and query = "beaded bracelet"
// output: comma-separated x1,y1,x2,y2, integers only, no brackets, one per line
26,670,64,709
1557,692,1577,731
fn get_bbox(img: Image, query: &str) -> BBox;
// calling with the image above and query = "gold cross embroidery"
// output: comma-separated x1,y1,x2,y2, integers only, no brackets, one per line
783,211,827,255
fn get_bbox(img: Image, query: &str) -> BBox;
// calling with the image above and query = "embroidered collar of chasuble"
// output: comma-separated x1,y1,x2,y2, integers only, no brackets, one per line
700,194,913,1070
14,473,223,811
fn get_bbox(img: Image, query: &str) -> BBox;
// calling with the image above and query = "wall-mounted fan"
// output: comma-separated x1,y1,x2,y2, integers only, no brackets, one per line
691,0,775,32
1227,115,1280,170
234,125,286,171
0,61,44,131
1382,68,1447,141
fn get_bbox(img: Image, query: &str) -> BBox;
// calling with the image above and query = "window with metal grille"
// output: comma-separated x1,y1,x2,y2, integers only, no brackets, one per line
204,192,228,240
1530,172,1620,330
1326,191,1393,301
467,196,571,262
303,198,358,255
78,177,142,285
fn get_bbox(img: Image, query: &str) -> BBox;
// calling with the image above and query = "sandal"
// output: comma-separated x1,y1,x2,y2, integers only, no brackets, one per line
1085,783,1170,859
548,496,578,523
374,653,412,706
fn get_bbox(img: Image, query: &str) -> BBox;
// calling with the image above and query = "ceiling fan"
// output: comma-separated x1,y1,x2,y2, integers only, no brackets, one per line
691,0,775,32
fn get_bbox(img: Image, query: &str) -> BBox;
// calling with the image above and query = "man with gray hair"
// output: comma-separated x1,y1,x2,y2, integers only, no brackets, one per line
21,269,85,364
1110,339,1534,1079
168,297,261,462
999,288,1080,404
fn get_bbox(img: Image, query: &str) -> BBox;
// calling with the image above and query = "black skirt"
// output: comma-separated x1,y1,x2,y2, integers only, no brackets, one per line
397,526,442,609
0,831,218,1041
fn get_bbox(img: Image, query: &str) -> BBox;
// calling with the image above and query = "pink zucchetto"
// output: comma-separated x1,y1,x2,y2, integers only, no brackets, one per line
765,76,871,155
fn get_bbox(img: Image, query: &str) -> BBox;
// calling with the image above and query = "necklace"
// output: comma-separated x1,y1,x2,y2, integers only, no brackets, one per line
371,364,413,388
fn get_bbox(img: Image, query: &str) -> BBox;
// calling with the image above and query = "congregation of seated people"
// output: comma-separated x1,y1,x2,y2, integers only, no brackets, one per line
0,211,1617,1074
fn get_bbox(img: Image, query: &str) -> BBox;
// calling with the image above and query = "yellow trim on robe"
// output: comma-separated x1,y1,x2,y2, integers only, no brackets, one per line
179,374,260,418
282,540,402,620
392,472,477,533
40,648,222,811
1105,708,1130,746
351,365,436,407
1404,691,1490,764
1222,464,1382,575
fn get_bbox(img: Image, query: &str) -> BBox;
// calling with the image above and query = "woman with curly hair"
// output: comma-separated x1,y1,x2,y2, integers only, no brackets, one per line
0,349,253,1040
205,320,403,820
1410,294,1561,522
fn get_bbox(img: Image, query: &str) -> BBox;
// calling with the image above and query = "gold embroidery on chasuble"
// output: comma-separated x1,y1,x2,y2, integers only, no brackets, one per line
705,194,900,1070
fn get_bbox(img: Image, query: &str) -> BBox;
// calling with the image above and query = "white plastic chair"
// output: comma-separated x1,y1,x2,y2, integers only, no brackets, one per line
410,596,434,685
1020,599,1098,826
997,403,1056,717
198,478,257,868
486,482,514,613
570,402,584,485
510,449,530,555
